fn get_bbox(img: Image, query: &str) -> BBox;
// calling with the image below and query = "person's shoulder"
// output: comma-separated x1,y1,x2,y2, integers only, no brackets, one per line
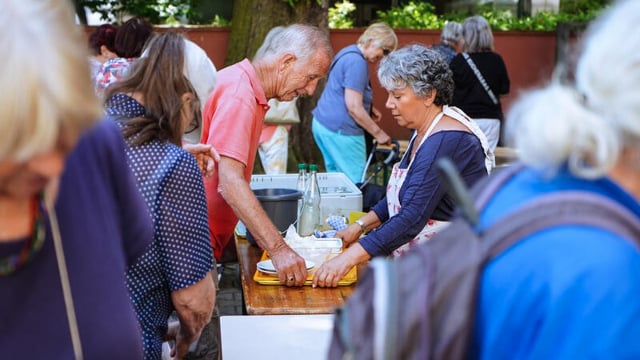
216,59,252,84
103,57,133,70
168,144,202,175
449,53,465,67
63,120,129,184
475,51,506,63
337,46,364,61
77,119,124,151
429,128,477,142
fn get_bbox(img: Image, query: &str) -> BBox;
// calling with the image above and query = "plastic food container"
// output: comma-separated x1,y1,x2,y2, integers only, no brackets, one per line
291,238,343,267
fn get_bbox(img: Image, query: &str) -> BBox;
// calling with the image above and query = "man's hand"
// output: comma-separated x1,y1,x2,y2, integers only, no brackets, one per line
183,143,220,177
270,242,308,287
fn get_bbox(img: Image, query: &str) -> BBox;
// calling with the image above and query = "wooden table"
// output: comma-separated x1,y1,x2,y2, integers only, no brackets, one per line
235,236,366,315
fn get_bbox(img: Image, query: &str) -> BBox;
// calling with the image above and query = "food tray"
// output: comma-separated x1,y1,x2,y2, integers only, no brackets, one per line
253,251,357,286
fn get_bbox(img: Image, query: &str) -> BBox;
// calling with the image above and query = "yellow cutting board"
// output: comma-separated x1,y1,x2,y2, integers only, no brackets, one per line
253,251,357,286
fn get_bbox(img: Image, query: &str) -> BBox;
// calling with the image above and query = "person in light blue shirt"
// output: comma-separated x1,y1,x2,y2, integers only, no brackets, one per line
312,23,396,184
472,1,640,357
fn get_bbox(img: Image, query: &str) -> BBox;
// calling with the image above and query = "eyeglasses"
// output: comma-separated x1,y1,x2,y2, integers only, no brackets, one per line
382,48,391,56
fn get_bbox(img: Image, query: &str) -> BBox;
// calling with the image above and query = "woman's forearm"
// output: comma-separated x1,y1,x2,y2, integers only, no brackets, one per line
171,272,215,358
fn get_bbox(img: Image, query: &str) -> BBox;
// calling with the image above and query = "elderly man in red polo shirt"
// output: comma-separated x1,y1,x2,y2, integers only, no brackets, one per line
201,24,333,287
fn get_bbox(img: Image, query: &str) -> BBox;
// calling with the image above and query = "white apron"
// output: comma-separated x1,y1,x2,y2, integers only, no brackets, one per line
390,106,493,258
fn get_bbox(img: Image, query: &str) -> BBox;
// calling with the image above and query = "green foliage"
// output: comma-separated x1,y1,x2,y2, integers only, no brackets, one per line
210,14,231,27
376,2,443,30
375,0,608,31
329,0,356,29
560,0,611,14
78,0,200,24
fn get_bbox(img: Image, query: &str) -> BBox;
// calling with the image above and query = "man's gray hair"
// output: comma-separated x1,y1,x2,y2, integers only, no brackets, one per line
254,24,333,63
378,44,453,106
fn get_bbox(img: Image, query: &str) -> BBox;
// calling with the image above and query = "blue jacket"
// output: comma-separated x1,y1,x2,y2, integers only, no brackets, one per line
471,166,640,359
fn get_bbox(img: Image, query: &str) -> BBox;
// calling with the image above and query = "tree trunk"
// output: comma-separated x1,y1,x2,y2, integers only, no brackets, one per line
227,0,329,173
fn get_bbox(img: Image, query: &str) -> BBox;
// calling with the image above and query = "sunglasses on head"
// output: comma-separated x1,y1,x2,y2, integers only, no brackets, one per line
382,48,391,56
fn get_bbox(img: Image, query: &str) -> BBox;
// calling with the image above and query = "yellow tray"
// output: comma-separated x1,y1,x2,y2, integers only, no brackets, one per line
253,251,357,286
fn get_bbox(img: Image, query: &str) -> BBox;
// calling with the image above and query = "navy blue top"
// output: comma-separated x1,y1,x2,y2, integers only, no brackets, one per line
471,166,640,359
312,45,372,136
431,42,457,64
106,94,214,359
0,120,153,359
360,130,487,257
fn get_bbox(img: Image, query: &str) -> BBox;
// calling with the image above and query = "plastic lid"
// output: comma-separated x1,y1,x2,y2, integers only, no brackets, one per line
298,163,307,170
309,164,318,172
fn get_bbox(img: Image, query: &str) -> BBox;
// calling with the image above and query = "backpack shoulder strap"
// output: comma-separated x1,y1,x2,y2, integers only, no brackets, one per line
471,162,525,210
481,190,640,262
371,258,398,360
437,159,524,226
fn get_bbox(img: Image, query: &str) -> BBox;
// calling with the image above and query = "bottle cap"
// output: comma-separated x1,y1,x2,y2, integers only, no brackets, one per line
309,164,318,172
298,163,307,170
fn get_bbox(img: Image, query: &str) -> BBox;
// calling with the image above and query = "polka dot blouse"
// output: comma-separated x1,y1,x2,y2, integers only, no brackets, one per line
106,93,214,359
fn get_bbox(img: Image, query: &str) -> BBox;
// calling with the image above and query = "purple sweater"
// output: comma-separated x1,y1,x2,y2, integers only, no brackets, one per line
0,120,153,359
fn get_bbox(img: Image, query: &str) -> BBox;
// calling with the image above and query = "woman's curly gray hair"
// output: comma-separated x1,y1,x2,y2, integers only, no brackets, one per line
377,44,454,105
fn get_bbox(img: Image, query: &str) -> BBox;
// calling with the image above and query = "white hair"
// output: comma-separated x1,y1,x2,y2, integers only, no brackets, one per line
253,24,333,64
506,0,640,178
0,0,101,162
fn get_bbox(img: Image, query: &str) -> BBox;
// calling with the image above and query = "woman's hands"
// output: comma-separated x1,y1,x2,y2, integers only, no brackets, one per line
312,252,355,288
335,223,362,247
312,243,371,288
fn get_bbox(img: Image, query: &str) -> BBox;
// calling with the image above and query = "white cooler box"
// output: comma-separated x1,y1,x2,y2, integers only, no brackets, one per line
250,172,362,220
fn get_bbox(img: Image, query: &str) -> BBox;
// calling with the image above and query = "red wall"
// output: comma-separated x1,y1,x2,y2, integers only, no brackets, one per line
86,26,557,140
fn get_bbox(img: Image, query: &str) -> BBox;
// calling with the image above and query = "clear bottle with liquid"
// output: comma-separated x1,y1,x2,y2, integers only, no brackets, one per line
297,164,321,236
296,163,307,219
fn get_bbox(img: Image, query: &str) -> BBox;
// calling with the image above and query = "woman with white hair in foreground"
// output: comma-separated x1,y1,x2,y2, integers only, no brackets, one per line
471,0,640,358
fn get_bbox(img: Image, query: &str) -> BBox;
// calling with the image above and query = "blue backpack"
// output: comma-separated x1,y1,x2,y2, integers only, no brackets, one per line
328,161,640,360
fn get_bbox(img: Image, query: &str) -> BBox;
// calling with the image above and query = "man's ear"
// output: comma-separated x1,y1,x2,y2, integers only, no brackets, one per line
279,53,297,72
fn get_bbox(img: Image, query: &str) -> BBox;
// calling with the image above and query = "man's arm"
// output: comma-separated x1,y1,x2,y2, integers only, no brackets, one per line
217,156,308,286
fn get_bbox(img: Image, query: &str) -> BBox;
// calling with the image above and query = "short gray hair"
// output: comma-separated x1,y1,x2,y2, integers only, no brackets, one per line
254,24,333,63
377,44,454,106
505,0,640,179
441,21,462,43
462,16,494,52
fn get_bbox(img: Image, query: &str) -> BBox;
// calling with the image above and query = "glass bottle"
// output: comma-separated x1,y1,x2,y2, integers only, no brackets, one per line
298,164,321,236
296,163,307,219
